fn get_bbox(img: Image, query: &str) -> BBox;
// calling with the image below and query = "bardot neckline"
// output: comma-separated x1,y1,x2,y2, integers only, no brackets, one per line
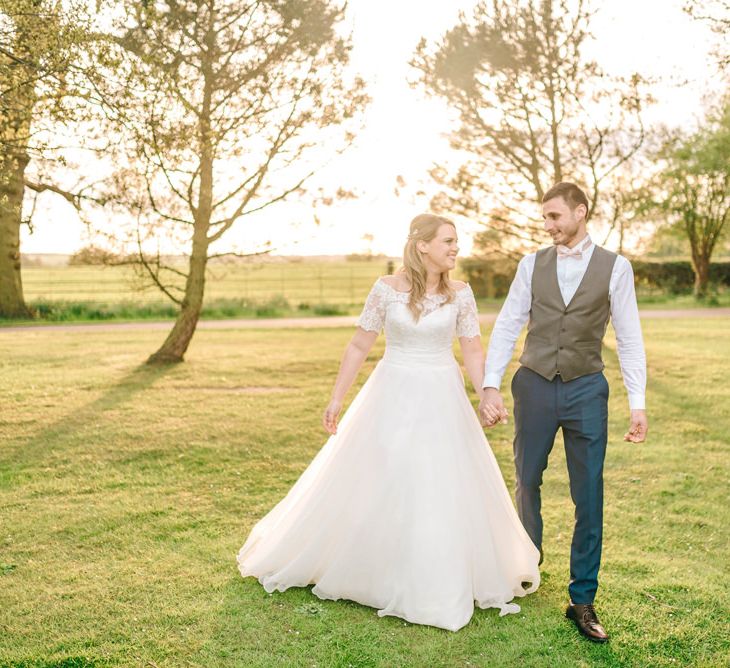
376,277,471,298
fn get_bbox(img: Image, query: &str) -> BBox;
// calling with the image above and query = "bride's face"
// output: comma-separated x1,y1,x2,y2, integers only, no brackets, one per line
420,223,459,272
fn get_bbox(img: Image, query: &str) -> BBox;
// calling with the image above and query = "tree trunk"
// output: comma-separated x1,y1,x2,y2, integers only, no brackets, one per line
0,7,39,320
146,228,209,364
691,252,711,299
147,19,215,365
0,152,32,318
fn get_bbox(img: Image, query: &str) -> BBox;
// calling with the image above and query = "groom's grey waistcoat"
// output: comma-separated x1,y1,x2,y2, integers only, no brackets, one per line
519,245,617,382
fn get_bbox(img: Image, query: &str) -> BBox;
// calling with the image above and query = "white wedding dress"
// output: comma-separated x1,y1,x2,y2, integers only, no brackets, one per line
237,278,540,631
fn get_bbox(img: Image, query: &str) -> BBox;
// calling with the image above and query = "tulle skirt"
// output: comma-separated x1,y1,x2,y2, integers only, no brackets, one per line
237,351,540,631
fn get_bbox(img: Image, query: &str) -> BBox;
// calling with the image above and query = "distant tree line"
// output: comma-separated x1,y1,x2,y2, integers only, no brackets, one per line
461,257,730,299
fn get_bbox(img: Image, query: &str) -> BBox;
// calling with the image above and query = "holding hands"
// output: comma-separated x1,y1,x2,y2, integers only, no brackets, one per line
477,388,649,442
479,388,509,428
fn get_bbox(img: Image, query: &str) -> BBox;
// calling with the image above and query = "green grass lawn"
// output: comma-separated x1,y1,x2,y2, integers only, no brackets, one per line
0,318,728,667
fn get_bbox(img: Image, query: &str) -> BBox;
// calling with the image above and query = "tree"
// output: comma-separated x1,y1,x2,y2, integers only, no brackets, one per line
68,244,121,266
92,0,366,363
412,0,649,257
685,0,730,70
650,102,730,298
0,0,96,317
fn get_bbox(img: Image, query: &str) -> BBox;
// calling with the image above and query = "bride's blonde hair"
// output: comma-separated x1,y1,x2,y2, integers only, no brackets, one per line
402,213,457,320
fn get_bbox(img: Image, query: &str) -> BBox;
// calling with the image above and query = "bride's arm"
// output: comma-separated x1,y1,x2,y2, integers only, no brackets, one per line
460,336,504,424
323,328,379,434
459,335,487,401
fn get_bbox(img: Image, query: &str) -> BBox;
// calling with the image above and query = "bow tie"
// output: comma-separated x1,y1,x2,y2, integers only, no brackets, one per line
557,238,592,260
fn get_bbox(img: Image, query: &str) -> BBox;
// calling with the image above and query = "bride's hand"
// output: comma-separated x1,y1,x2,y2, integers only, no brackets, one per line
478,388,509,428
323,399,343,435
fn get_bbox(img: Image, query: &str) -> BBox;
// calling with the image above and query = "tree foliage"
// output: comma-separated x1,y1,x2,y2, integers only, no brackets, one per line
412,0,649,258
685,0,730,70
88,0,367,362
647,101,730,298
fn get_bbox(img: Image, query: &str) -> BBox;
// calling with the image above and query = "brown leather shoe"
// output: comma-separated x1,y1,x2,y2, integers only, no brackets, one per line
565,602,609,643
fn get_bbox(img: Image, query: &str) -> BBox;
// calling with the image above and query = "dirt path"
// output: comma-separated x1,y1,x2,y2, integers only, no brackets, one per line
1,307,728,334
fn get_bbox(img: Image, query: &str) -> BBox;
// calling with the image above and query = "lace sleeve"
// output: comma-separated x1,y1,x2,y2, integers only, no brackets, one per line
356,280,388,333
455,285,481,338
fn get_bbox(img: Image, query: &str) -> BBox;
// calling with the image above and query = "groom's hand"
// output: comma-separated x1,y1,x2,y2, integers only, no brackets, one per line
479,388,509,428
624,409,648,443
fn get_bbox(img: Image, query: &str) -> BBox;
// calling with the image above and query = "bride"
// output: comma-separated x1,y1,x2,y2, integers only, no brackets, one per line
237,213,540,631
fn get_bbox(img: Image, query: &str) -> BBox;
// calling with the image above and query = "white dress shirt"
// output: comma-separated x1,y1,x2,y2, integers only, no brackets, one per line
483,235,647,410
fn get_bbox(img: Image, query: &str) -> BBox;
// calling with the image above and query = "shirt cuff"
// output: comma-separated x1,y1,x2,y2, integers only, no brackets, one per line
482,372,502,390
628,393,645,410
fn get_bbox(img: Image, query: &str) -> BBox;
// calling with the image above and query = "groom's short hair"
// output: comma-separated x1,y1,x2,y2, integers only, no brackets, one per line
542,182,589,213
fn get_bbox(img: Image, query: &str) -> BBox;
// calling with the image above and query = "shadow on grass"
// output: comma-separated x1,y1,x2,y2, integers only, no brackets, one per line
0,657,110,668
3,363,173,477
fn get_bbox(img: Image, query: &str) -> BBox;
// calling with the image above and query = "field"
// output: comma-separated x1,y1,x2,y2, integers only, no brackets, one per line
0,317,728,667
15,260,411,323
14,260,730,324
21,260,391,305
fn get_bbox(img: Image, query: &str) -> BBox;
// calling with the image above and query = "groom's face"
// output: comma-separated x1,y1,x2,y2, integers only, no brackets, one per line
542,196,587,247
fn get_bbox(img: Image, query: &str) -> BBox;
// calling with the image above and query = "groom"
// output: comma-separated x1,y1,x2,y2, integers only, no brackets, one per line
478,182,647,643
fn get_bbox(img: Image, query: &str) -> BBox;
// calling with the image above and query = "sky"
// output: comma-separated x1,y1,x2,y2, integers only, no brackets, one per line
21,0,720,258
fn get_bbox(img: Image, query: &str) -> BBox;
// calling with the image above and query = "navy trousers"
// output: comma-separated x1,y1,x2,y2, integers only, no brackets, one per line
511,366,609,604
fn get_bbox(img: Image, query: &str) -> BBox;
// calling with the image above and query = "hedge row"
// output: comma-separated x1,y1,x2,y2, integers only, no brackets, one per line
459,257,518,298
460,257,730,298
632,261,730,294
